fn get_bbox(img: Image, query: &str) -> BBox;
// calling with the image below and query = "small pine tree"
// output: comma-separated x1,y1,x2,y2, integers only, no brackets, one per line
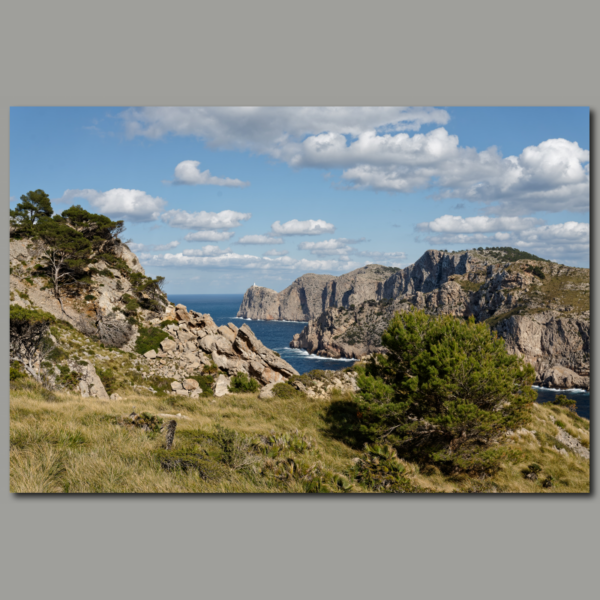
353,309,536,474
10,190,53,236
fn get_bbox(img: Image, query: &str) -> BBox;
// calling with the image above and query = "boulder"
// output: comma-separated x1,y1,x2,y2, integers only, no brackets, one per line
144,349,157,359
80,363,109,399
183,378,200,391
214,374,231,397
258,382,276,399
217,325,236,343
171,381,183,391
161,338,177,352
176,389,189,396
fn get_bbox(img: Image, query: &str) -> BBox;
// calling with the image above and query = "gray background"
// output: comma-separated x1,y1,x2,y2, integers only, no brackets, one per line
1,1,597,598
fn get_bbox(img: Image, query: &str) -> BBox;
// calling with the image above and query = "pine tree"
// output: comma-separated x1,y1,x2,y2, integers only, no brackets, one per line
353,308,536,474
10,190,53,236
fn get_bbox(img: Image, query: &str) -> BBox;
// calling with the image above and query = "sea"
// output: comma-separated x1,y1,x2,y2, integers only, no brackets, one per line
168,294,590,419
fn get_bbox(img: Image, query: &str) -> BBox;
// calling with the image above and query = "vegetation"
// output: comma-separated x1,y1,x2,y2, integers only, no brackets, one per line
134,326,171,355
229,373,260,393
343,309,536,475
9,381,589,493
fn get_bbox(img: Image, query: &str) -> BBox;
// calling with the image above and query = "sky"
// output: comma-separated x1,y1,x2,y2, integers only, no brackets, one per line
10,106,590,294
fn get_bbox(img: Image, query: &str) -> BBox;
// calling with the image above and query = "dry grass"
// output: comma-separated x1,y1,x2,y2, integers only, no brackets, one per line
10,382,590,494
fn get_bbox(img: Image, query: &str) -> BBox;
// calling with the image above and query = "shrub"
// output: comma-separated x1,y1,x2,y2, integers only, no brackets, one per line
97,314,133,348
271,382,301,399
229,373,260,393
96,366,117,396
353,444,427,493
10,364,25,381
548,394,577,412
350,309,535,475
84,294,95,301
134,326,170,355
188,374,215,396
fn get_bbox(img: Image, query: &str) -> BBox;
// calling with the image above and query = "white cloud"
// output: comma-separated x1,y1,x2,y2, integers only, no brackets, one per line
154,240,180,251
56,188,167,222
171,160,249,187
263,249,289,257
238,234,284,245
139,250,360,274
417,215,544,233
117,107,588,215
161,209,251,230
182,245,231,257
184,230,235,242
119,106,450,148
272,219,335,236
299,238,354,256
128,241,179,251
127,242,146,252
420,220,589,264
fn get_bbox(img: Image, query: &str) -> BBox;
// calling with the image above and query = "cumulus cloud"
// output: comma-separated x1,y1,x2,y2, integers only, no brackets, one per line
263,249,289,257
154,241,180,251
299,238,357,256
126,241,179,252
184,230,235,242
139,250,360,274
182,245,231,257
117,107,588,215
417,215,544,234
55,188,167,222
272,219,335,236
420,219,589,265
119,106,450,149
161,209,251,230
170,160,249,187
237,234,284,245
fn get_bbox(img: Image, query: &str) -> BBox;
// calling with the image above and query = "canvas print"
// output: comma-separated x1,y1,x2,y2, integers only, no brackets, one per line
9,107,590,493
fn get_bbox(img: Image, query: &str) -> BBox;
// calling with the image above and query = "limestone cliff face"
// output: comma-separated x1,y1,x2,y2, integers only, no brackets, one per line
237,265,401,321
289,249,590,390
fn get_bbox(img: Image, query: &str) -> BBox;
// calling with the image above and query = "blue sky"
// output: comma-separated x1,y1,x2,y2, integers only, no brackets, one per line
10,107,589,293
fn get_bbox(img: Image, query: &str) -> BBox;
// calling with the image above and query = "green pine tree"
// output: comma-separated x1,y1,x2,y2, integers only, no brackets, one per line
10,189,53,236
352,308,536,475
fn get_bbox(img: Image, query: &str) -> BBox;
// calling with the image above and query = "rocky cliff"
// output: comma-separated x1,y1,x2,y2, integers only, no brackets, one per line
237,264,402,321
289,248,590,390
10,237,298,398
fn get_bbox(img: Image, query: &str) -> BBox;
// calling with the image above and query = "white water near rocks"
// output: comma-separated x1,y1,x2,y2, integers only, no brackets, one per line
168,294,590,418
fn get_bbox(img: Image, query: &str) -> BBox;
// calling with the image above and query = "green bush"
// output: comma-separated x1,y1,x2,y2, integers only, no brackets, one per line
353,444,428,493
271,382,301,399
229,373,260,393
548,394,577,412
348,309,535,475
188,374,215,396
96,366,117,395
84,294,96,301
134,326,171,355
10,364,25,381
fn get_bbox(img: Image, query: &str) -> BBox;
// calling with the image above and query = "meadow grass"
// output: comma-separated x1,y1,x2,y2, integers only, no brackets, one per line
10,382,590,494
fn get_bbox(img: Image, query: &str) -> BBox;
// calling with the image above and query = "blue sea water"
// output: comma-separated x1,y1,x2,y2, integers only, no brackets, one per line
168,294,590,419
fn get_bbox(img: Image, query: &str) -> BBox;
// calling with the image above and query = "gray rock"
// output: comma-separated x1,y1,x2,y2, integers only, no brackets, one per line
171,381,183,391
161,338,177,352
144,349,157,359
258,383,276,399
183,378,200,391
214,374,231,397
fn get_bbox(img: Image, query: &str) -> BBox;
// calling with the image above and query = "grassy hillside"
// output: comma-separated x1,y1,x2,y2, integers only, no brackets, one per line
10,380,589,493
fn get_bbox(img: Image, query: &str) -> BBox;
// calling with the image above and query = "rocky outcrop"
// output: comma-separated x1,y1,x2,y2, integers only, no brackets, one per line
77,363,109,399
237,265,401,321
290,249,590,390
142,304,298,394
